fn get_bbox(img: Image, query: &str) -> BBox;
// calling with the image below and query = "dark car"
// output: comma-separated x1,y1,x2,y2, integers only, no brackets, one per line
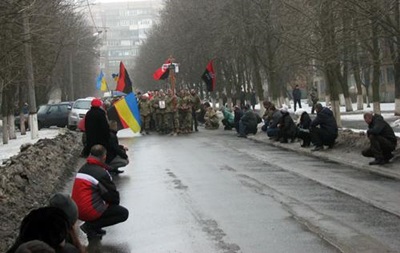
36,102,72,129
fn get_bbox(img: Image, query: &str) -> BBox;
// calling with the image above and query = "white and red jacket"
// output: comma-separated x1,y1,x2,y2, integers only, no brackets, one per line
71,156,120,221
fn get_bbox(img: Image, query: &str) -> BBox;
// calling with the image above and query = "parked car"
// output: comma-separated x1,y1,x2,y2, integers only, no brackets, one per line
67,97,95,130
37,102,72,129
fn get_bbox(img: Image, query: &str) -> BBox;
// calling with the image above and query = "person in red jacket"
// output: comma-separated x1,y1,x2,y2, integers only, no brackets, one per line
71,145,129,240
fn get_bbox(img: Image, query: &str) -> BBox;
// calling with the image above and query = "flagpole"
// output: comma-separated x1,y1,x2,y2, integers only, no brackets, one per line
168,56,176,108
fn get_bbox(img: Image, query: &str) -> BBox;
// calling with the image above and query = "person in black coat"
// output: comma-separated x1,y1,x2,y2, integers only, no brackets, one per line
106,120,129,174
277,107,297,143
233,106,244,133
238,104,258,138
295,110,312,147
83,98,110,157
310,103,338,151
292,85,302,112
362,112,397,165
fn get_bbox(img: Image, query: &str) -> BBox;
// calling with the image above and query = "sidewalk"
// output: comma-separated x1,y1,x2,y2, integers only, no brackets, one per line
248,131,400,181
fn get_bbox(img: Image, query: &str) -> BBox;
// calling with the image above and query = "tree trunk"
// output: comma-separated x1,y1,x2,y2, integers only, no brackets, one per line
393,0,400,115
23,10,39,139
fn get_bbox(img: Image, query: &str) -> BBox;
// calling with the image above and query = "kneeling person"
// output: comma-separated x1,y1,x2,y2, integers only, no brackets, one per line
107,120,129,174
72,145,129,240
362,112,397,165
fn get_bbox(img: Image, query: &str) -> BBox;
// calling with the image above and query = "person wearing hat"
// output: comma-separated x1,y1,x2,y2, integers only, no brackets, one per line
7,207,79,253
15,240,55,253
83,98,110,157
48,193,87,253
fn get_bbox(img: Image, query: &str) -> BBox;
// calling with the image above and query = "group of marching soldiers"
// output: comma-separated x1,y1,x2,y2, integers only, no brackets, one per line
138,88,202,135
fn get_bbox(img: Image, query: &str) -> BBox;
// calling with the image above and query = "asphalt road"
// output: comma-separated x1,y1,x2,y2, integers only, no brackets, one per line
81,129,400,253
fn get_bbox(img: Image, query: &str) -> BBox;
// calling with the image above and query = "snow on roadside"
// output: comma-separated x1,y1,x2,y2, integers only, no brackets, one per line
0,128,60,163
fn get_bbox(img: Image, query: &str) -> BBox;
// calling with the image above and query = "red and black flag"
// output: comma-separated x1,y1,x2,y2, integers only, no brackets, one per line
153,59,171,80
201,60,216,92
116,62,133,94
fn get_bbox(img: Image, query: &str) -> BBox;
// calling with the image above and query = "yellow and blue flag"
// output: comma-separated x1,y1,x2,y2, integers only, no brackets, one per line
107,92,141,133
96,70,108,91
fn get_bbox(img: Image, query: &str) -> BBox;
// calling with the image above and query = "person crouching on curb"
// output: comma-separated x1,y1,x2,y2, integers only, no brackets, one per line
361,112,397,165
106,120,129,174
71,145,129,240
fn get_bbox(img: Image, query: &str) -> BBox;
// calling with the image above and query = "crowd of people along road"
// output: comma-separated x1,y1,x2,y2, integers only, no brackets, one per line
221,99,397,166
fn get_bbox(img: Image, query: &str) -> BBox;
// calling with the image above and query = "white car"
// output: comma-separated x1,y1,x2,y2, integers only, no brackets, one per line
67,97,95,130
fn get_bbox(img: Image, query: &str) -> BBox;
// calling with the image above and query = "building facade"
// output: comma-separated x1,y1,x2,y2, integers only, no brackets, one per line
91,0,163,88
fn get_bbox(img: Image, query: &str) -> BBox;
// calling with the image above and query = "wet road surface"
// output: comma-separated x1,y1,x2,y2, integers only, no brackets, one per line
82,129,400,253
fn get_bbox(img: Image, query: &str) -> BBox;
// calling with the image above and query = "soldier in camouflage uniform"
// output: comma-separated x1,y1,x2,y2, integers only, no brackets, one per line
151,90,162,132
190,89,201,132
203,102,220,129
139,94,151,135
157,90,168,134
178,89,192,134
165,89,177,135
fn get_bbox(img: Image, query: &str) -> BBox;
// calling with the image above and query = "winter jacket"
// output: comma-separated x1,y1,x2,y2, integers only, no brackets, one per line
221,107,234,125
241,110,258,127
292,88,301,100
84,107,110,155
106,130,128,164
71,156,120,221
310,107,338,135
298,111,311,129
279,112,297,136
269,110,282,128
367,114,397,145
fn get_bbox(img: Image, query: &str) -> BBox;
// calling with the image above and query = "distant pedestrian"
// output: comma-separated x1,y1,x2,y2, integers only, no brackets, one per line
310,103,338,151
309,85,318,114
292,85,302,112
250,90,257,110
361,112,397,165
71,145,129,240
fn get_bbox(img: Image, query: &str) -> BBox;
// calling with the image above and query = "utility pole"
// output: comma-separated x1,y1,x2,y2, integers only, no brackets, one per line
22,10,38,139
69,52,74,101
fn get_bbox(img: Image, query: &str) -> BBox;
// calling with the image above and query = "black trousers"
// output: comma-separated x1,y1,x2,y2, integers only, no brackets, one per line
297,129,311,146
310,127,337,147
192,109,198,131
362,135,396,160
293,99,302,111
87,205,129,230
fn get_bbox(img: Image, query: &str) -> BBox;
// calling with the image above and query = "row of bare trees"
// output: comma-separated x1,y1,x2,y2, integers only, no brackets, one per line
133,0,400,125
0,0,99,143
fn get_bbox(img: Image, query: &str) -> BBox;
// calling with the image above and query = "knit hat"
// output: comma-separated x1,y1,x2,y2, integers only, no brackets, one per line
15,240,55,253
48,193,78,226
19,207,69,249
91,98,103,107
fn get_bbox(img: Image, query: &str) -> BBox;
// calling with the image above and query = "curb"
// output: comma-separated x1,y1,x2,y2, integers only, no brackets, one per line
247,135,400,181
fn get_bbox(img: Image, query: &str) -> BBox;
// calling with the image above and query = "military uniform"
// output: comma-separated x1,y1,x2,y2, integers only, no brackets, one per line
204,107,219,129
190,92,201,131
139,96,151,134
179,91,192,133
